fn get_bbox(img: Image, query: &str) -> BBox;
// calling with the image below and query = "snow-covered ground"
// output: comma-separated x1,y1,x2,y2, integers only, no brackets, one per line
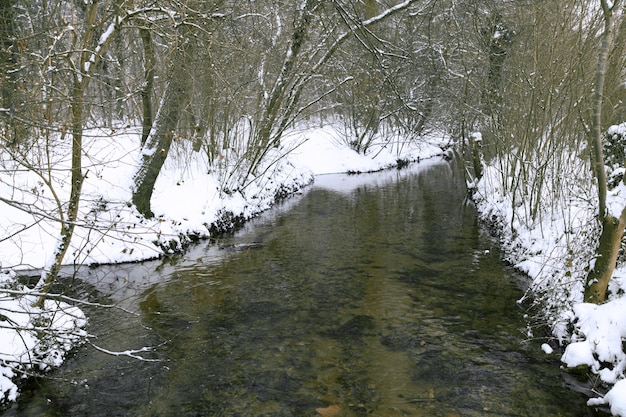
1,123,626,415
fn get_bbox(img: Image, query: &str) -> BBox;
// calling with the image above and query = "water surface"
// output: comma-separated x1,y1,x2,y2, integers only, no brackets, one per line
5,160,596,416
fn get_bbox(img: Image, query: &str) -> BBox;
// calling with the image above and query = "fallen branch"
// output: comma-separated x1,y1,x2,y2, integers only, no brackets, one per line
88,342,163,362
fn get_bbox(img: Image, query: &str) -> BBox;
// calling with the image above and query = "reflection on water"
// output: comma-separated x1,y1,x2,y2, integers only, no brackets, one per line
4,160,597,416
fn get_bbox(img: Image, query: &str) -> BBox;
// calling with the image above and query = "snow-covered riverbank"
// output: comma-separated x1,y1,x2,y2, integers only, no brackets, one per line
0,126,446,404
1,125,625,415
473,149,626,416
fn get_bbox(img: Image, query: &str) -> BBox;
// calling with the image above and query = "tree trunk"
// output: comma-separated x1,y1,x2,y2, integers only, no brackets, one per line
0,0,20,143
584,0,622,303
243,0,320,183
34,80,86,306
132,38,195,218
590,2,615,219
255,0,318,149
483,13,514,117
470,132,483,180
140,27,155,145
585,210,626,303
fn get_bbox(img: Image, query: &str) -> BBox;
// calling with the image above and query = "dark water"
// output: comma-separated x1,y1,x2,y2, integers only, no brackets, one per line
4,160,597,416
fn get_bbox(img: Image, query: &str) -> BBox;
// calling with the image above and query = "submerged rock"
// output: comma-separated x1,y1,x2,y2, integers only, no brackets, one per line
325,315,375,339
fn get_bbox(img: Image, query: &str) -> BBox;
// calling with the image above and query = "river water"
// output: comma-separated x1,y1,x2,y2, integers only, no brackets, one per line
4,159,598,416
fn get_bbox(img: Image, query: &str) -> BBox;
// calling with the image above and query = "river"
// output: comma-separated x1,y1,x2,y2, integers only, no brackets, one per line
4,159,598,416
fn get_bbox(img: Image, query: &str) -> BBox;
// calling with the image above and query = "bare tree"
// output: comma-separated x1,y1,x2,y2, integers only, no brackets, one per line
238,0,427,179
32,1,141,304
584,0,626,303
132,0,224,218
0,0,19,142
132,27,198,218
0,0,160,303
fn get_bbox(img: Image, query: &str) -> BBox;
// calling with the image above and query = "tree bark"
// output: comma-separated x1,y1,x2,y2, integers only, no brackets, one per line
0,0,19,143
140,27,155,145
585,209,626,303
590,1,616,219
584,0,622,303
132,38,195,218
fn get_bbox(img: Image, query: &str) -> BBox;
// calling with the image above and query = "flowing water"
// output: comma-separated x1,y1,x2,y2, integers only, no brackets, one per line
4,159,598,416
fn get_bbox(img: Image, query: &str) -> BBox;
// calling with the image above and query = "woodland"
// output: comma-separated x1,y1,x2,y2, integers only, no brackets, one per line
3,0,626,413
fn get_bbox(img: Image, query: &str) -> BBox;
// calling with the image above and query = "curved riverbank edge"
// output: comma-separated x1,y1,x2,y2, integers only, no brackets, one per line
472,151,626,416
0,126,450,406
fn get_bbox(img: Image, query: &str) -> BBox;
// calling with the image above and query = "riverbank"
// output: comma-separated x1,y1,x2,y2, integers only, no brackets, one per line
472,148,626,415
0,125,448,404
1,124,625,415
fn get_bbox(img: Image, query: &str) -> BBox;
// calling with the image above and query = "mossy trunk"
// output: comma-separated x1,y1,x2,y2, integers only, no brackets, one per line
585,209,626,303
583,0,622,304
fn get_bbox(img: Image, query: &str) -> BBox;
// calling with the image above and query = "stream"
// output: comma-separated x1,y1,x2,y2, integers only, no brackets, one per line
4,159,598,416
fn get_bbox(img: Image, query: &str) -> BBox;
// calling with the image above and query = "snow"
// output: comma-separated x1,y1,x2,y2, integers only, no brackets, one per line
541,343,554,354
572,301,626,380
589,379,626,416
470,131,482,142
84,21,117,74
0,124,447,404
288,127,442,175
561,300,626,412
0,269,87,403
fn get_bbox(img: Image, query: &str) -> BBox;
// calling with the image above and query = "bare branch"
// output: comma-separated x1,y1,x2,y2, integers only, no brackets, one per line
88,342,163,361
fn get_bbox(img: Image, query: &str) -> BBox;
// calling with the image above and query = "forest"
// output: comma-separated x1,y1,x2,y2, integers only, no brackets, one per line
2,0,626,414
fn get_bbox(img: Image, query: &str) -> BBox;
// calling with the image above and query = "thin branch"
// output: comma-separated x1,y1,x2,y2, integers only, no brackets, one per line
0,288,138,315
88,342,163,361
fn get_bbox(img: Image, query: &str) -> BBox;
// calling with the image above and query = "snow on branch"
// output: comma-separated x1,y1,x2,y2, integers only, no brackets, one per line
82,7,177,76
362,0,421,26
83,21,117,75
0,269,88,403
88,342,163,362
314,0,423,74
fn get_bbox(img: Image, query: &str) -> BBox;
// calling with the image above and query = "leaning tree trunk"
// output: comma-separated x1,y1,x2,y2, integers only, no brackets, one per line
33,0,125,305
584,0,622,304
33,76,87,307
132,37,195,218
586,209,626,303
